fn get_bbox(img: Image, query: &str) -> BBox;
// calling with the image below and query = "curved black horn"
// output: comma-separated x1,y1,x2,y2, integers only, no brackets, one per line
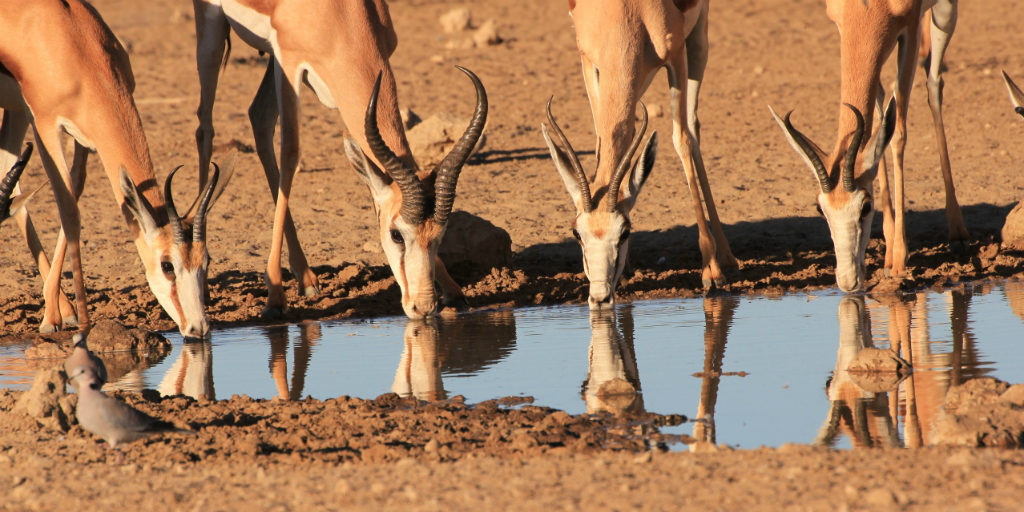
607,102,648,211
433,66,488,226
841,104,865,193
545,97,593,212
365,71,426,225
783,111,832,193
163,166,186,244
0,143,33,219
192,163,220,242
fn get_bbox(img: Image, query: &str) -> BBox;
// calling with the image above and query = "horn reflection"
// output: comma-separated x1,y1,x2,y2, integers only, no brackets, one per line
582,308,643,415
157,340,215,400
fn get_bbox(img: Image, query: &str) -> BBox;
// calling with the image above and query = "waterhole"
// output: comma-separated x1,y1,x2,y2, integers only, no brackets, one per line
2,281,1022,449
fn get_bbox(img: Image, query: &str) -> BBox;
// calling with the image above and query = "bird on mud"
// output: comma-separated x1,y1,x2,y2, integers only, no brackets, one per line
68,366,196,463
64,333,108,391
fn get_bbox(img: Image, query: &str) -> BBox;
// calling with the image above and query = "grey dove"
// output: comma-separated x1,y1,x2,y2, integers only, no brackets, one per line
64,333,108,391
69,366,195,461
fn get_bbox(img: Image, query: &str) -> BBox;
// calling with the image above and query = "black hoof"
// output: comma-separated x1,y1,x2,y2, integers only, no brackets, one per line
948,239,969,255
261,307,285,320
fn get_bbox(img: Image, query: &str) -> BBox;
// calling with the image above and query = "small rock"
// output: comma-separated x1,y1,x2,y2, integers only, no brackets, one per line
472,19,501,47
1000,201,1024,250
753,65,765,75
633,451,652,464
406,111,486,168
424,439,440,453
335,479,353,495
864,488,896,506
429,54,445,65
438,211,512,283
14,367,71,432
361,241,382,254
998,383,1024,405
439,7,471,34
648,104,664,118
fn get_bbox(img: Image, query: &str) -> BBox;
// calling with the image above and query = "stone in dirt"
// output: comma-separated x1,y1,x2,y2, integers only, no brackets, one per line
933,378,1024,447
407,111,486,168
472,19,501,47
25,320,169,359
14,367,74,432
1000,201,1024,250
439,7,471,34
438,211,513,283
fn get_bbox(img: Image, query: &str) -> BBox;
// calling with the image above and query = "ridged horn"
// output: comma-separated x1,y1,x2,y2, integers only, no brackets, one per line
782,111,832,193
607,102,648,211
545,97,592,212
0,143,32,220
365,71,426,224
841,104,865,193
433,66,488,225
163,166,186,244
192,163,220,242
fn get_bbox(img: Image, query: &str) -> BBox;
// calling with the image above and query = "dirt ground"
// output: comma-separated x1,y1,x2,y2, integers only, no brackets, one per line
1,0,1023,333
2,0,1024,509
2,388,1024,511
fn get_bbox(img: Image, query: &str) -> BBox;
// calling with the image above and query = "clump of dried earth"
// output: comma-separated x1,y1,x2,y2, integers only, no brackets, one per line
2,386,1024,510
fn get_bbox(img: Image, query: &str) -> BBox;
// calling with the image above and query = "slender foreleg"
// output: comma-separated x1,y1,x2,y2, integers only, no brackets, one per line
889,30,923,278
193,0,230,193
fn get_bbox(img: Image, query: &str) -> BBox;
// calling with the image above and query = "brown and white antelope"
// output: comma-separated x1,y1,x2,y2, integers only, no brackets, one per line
192,0,486,319
0,143,39,228
0,0,228,337
544,0,739,309
770,0,967,292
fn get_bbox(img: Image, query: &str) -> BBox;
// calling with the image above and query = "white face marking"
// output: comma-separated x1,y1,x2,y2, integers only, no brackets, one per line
146,245,211,338
819,190,874,293
379,216,441,319
574,212,630,310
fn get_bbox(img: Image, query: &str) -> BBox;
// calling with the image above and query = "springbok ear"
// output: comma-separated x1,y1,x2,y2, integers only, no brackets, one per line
119,166,160,238
1003,71,1024,119
7,182,47,219
768,105,831,192
541,123,587,212
343,131,393,201
863,97,897,178
624,132,657,205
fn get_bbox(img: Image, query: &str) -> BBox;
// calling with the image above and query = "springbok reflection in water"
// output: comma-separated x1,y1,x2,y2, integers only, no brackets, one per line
267,322,320,401
691,296,739,450
392,312,517,402
817,288,996,448
158,340,214,400
582,309,643,414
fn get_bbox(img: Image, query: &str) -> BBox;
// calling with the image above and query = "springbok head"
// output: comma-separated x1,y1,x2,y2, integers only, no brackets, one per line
343,67,487,319
119,160,233,339
769,99,896,292
1005,71,1024,120
542,99,657,309
0,144,43,228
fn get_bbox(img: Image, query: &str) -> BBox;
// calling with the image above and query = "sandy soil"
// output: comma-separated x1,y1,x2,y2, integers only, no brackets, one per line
1,0,1023,334
3,388,1024,511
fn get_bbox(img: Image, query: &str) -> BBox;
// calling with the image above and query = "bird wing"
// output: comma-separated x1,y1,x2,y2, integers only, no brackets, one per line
97,394,179,434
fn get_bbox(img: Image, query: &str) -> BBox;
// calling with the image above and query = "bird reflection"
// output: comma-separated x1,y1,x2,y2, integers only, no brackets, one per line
267,322,320,401
818,287,995,448
157,340,215,400
582,308,643,415
391,311,517,401
691,296,739,449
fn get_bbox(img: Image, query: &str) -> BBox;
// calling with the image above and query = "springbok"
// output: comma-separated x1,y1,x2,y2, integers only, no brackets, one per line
0,144,39,228
0,0,229,337
770,0,965,292
192,0,486,319
544,0,739,309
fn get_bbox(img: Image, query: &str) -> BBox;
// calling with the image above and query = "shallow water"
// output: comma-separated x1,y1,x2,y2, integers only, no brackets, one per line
3,281,1023,449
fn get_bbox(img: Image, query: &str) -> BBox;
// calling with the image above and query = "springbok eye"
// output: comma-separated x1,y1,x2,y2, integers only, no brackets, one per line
390,229,404,245
160,261,174,275
571,228,582,241
860,202,873,219
618,227,630,245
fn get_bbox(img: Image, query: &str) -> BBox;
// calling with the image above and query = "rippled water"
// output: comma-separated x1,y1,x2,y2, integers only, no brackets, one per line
2,281,1023,449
